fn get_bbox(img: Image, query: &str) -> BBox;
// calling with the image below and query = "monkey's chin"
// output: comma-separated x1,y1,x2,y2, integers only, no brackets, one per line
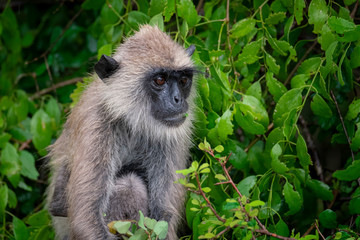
162,113,187,127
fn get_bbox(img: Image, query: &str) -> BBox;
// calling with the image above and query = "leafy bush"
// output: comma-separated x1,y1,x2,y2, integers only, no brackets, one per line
0,0,359,239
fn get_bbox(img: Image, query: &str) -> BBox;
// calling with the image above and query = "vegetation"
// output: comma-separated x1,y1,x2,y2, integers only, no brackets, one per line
0,0,359,239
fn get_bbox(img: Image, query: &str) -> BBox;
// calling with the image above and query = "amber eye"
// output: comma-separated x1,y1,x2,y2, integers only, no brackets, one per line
154,76,166,85
180,76,188,85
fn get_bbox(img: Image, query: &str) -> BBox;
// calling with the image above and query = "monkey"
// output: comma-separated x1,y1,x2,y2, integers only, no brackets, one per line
46,25,197,240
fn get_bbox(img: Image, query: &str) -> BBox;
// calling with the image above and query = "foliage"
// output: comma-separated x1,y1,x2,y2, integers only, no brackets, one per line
0,0,360,239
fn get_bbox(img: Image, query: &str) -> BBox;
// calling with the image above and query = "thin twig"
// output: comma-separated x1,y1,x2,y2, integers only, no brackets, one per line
330,91,355,162
350,0,359,19
44,56,56,97
26,8,83,65
299,116,324,181
30,77,83,100
315,222,326,240
195,172,226,223
284,41,317,86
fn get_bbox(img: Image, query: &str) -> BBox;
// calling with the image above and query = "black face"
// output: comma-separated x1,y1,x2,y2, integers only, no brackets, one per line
145,68,194,127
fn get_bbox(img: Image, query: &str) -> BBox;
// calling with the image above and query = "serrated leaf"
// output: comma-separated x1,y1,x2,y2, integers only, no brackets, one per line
27,210,49,227
350,45,360,69
283,181,302,215
148,0,165,17
291,74,308,89
237,40,262,64
114,221,132,234
283,108,297,140
297,57,321,75
246,81,262,101
351,123,360,151
310,94,332,118
328,16,355,34
345,99,360,120
164,0,175,22
308,0,328,33
307,179,333,201
319,209,337,228
333,160,360,181
294,0,305,24
97,44,112,60
265,12,286,25
236,176,257,197
177,0,199,27
153,221,168,239
231,18,256,38
265,53,280,75
144,217,157,230
273,88,302,127
13,216,29,240
271,143,289,174
266,72,287,102
149,14,164,32
296,134,312,172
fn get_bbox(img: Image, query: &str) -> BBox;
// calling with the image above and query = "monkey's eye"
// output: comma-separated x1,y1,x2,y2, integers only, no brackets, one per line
180,76,189,85
154,76,166,86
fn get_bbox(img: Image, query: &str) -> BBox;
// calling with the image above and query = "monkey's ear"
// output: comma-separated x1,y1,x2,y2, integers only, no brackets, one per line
185,45,196,57
95,55,119,82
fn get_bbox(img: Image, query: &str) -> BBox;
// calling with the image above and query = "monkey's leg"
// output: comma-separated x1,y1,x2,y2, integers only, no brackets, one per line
105,173,148,222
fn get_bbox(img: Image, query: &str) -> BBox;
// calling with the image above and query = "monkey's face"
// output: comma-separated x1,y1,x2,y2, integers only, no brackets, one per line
145,68,194,127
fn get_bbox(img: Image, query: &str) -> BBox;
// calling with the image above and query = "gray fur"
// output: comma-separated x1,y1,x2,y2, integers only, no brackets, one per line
47,25,196,240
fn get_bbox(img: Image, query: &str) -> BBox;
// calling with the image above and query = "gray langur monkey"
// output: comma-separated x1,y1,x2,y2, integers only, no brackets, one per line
46,25,197,240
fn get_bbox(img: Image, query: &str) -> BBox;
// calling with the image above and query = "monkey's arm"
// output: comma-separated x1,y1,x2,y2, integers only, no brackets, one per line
49,164,69,217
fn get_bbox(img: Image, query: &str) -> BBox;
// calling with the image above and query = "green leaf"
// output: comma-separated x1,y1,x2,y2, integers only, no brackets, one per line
283,108,297,140
0,133,11,149
153,221,168,239
149,14,164,31
81,0,105,10
13,217,29,240
113,221,132,234
333,160,360,181
307,179,333,201
345,99,360,120
351,123,360,151
231,18,256,38
265,53,280,75
164,0,175,22
177,0,199,27
297,57,321,75
0,184,8,217
207,109,233,144
273,88,302,127
127,11,150,30
350,45,360,69
19,151,39,180
144,217,157,229
246,81,262,101
8,189,17,209
237,39,262,64
265,12,286,25
1,8,21,53
349,188,360,214
27,210,50,227
328,16,355,34
291,74,308,89
266,71,287,102
271,143,288,174
319,209,337,228
138,211,145,229
0,143,20,177
296,134,312,172
97,44,112,60
148,0,165,17
310,94,332,118
294,0,305,24
236,176,257,197
283,181,302,215
45,97,61,128
308,0,328,33
214,145,224,153
238,95,269,128
30,109,52,156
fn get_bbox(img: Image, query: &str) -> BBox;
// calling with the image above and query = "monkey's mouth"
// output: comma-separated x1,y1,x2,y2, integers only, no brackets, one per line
162,113,187,126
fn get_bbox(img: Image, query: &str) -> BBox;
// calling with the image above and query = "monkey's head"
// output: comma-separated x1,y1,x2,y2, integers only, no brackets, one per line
94,25,196,138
